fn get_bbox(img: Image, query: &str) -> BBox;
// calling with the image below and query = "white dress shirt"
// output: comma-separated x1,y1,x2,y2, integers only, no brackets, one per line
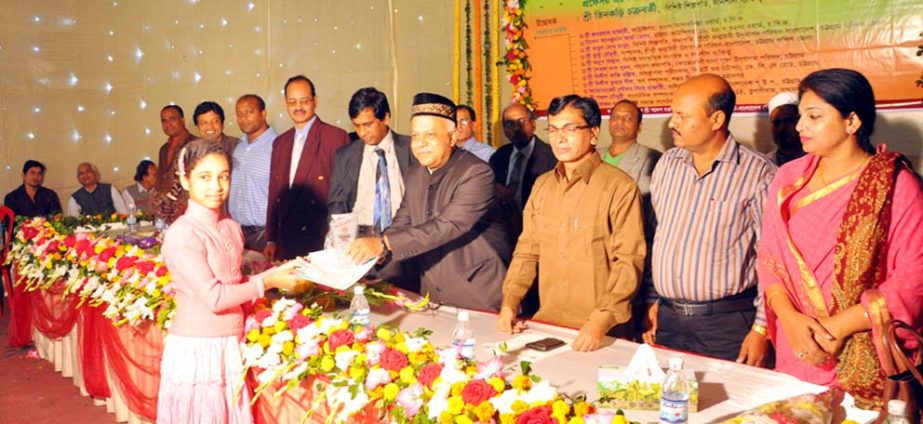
289,116,317,187
353,131,405,226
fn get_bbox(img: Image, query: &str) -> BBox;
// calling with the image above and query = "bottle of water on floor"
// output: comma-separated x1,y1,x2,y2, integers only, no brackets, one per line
660,357,690,424
452,310,476,360
349,285,370,328
886,400,910,424
126,205,139,234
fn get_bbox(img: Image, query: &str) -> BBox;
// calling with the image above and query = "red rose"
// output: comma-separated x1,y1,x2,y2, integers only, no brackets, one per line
22,226,38,240
98,246,117,262
252,309,273,324
135,261,155,275
510,75,520,85
329,329,356,351
507,51,517,61
115,256,137,272
516,405,555,424
287,314,311,332
44,240,61,255
461,379,497,405
155,266,168,277
64,235,77,248
75,239,92,257
379,348,408,372
418,363,444,388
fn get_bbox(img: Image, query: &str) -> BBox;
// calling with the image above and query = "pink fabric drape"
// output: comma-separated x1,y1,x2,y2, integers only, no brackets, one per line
249,373,386,424
757,154,923,386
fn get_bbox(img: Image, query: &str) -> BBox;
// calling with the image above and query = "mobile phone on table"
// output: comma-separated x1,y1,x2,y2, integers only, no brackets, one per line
525,337,566,351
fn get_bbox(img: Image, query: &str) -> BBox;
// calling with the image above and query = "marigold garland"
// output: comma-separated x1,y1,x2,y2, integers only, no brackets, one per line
502,0,535,110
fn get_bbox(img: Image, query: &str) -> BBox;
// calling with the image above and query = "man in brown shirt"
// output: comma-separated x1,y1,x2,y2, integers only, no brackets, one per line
497,95,646,351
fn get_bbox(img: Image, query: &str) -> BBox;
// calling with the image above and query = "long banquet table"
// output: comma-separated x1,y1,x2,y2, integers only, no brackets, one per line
19,284,880,423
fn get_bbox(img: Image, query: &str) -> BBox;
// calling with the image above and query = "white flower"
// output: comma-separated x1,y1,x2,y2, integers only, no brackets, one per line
325,384,370,418
256,367,278,384
403,336,427,353
523,380,557,404
335,349,359,372
272,297,296,315
427,385,451,419
256,351,281,370
489,388,523,415
317,317,344,334
241,343,265,364
282,362,308,382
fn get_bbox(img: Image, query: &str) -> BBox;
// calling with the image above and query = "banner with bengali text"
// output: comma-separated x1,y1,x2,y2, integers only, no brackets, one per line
524,0,923,113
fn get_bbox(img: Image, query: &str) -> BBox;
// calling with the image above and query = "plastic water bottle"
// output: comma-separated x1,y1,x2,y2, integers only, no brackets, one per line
154,217,167,232
126,205,139,234
660,357,690,424
886,400,911,424
452,310,476,360
349,285,371,328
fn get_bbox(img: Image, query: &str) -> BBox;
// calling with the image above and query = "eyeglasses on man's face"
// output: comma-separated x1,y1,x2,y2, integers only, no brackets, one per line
502,117,530,128
546,123,591,137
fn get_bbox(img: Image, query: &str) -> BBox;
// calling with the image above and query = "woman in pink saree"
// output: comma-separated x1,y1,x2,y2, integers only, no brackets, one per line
757,68,923,409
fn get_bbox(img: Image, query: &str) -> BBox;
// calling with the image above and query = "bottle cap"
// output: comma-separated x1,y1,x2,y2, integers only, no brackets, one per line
457,310,469,321
888,399,907,416
353,285,365,295
668,357,684,371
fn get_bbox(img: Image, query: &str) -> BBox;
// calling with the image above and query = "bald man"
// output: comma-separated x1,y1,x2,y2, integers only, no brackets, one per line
643,74,777,366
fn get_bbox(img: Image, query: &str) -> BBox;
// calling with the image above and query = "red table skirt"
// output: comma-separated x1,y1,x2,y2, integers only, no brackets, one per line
8,275,374,423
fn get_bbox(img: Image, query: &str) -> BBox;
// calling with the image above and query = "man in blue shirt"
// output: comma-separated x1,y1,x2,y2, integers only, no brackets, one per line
230,94,277,250
455,105,495,163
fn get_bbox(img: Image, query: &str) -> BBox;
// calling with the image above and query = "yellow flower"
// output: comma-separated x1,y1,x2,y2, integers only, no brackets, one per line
474,401,495,422
447,396,465,415
376,327,393,342
396,342,410,354
383,383,400,401
568,418,585,424
451,382,466,397
552,400,570,417
611,415,628,424
399,366,417,385
499,413,516,424
246,329,260,342
454,416,474,424
511,400,529,413
465,365,478,376
393,333,406,344
258,334,271,348
349,366,365,381
488,377,506,393
282,341,294,356
94,244,105,254
273,321,287,333
512,375,532,391
574,401,591,416
320,355,335,373
440,411,455,424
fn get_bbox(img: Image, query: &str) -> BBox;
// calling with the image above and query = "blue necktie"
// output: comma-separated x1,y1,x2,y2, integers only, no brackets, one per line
373,148,392,232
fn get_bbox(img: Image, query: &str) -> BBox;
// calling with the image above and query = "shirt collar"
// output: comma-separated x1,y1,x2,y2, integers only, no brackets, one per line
136,182,150,193
514,136,536,157
295,116,318,143
364,130,395,155
184,199,221,225
241,126,277,145
554,152,601,185
677,133,739,166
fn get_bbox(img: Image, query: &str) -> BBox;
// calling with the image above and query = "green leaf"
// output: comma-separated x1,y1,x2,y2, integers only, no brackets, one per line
520,360,532,376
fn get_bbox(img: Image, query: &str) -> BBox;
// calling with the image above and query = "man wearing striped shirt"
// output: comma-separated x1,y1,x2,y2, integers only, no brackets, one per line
642,74,776,366
230,94,277,250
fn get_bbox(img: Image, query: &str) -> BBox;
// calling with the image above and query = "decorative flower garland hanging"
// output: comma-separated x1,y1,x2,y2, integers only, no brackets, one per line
483,0,493,144
501,0,534,110
465,0,474,106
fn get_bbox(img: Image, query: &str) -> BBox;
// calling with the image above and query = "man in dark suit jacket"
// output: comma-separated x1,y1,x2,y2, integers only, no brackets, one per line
490,103,557,211
329,87,419,292
264,75,350,261
328,87,415,221
347,93,511,311
489,103,556,316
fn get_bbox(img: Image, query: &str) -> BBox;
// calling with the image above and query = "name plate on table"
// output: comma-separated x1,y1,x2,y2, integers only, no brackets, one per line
296,249,377,291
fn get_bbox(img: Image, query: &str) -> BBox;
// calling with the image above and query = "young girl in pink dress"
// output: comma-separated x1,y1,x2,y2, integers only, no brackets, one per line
157,139,303,423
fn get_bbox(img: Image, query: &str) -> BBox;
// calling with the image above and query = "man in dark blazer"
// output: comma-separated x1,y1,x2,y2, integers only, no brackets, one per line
489,103,556,316
489,103,557,211
329,87,419,292
328,87,414,221
264,75,350,261
346,93,511,311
